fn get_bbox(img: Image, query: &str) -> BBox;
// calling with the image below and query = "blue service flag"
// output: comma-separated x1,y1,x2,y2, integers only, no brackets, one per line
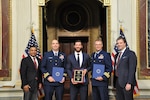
52,67,64,82
92,64,105,78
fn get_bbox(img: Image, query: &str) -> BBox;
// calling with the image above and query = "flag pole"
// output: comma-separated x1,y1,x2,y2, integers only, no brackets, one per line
120,25,123,32
31,23,34,34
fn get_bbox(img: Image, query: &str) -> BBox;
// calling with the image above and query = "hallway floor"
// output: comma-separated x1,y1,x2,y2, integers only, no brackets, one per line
109,96,150,100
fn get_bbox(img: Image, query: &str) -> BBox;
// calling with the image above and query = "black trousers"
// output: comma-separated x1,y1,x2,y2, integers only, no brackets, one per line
92,86,109,100
70,84,88,100
116,78,134,100
24,88,38,100
44,85,64,100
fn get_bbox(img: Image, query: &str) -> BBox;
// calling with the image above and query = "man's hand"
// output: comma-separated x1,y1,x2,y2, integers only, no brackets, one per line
47,76,55,82
83,69,87,76
125,83,131,91
71,78,78,85
95,76,103,81
60,77,65,83
38,83,42,89
23,85,30,92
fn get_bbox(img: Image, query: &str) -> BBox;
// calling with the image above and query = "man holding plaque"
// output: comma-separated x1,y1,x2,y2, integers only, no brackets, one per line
91,39,112,100
40,39,67,100
66,40,91,100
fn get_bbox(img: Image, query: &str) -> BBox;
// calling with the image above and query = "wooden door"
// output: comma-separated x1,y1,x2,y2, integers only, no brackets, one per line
59,37,88,56
59,37,88,100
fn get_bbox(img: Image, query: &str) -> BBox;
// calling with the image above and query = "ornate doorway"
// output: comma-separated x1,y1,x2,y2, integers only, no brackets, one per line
43,0,108,99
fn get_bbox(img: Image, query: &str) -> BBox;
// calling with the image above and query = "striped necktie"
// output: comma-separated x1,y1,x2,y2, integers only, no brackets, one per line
115,52,122,76
33,57,38,70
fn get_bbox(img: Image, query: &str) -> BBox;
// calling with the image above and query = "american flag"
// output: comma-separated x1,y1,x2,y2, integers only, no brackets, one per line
111,27,139,96
111,45,118,74
22,30,42,59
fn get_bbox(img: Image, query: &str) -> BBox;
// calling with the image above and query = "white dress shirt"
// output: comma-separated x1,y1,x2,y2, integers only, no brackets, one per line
74,51,83,67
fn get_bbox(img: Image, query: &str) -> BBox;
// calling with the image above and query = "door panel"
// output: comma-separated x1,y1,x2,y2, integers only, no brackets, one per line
59,37,88,56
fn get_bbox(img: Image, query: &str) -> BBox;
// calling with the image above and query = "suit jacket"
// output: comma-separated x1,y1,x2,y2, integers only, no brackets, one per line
20,56,42,91
66,52,90,85
114,48,137,88
90,50,112,86
40,50,66,86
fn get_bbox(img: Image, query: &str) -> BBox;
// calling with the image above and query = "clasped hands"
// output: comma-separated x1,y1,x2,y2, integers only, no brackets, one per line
95,76,103,81
47,76,65,83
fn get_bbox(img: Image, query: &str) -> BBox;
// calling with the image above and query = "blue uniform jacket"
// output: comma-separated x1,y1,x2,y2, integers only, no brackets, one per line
40,50,66,86
91,50,112,86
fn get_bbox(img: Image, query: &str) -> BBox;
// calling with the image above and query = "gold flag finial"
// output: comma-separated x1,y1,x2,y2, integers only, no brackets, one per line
31,27,34,33
120,25,124,32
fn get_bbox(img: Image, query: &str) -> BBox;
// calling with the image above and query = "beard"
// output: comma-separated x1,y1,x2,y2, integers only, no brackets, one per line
75,48,82,52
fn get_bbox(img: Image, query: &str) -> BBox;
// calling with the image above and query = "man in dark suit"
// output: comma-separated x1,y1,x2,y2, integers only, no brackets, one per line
114,36,137,100
91,38,112,100
66,40,90,100
40,39,67,100
20,46,42,100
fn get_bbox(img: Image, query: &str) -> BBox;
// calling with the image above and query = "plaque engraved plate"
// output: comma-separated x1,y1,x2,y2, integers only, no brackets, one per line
73,69,84,83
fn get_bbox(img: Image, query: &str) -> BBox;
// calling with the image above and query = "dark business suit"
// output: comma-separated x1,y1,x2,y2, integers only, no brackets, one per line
66,52,90,100
20,56,42,100
40,50,66,100
114,48,137,100
91,50,112,100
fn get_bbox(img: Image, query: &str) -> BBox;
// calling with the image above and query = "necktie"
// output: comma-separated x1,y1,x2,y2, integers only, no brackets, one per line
33,57,37,70
94,52,98,58
115,52,122,76
54,52,58,56
77,54,80,67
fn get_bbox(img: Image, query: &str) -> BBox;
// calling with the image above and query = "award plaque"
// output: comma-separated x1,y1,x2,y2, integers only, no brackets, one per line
73,69,84,83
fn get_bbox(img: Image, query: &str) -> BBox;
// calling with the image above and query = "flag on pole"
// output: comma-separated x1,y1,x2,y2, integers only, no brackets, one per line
111,26,139,96
111,45,118,74
22,29,42,59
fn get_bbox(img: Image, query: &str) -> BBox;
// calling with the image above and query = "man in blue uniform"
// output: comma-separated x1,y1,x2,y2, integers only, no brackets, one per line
66,40,91,100
40,39,67,100
91,39,112,100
